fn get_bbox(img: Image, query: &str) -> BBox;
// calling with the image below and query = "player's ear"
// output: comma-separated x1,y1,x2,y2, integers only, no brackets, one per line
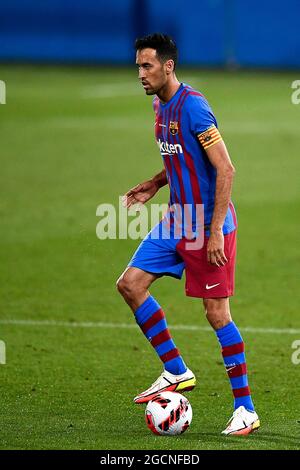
165,59,175,75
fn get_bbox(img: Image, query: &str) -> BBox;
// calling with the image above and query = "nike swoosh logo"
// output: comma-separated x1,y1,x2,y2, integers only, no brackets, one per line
226,366,236,372
206,283,220,290
159,124,167,127
164,376,184,383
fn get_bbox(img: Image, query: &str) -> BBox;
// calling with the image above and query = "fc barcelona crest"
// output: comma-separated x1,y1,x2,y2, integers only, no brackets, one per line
169,121,179,135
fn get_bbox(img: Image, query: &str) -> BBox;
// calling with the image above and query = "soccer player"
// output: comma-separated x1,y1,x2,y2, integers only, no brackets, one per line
117,33,260,435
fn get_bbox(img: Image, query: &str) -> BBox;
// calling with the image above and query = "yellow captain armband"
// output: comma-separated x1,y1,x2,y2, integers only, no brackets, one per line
197,125,222,150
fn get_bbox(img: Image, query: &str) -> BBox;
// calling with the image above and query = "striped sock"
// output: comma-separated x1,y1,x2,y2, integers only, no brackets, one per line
216,321,255,411
134,296,187,375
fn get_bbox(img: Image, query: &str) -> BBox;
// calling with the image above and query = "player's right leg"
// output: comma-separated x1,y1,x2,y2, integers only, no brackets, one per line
116,224,196,403
117,267,196,403
116,266,157,313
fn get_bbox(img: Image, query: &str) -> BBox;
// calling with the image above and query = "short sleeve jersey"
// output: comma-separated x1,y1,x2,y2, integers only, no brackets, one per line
153,83,236,235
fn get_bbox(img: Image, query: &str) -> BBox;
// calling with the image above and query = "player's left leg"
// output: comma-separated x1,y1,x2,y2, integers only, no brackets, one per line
177,229,259,434
203,297,260,435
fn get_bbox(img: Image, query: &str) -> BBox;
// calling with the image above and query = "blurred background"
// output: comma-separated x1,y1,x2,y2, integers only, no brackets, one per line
0,0,300,67
0,0,300,450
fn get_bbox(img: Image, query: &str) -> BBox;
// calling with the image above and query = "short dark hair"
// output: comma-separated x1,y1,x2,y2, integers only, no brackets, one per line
135,33,178,69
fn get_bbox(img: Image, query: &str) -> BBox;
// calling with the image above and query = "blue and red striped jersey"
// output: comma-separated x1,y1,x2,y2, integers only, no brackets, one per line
153,83,237,235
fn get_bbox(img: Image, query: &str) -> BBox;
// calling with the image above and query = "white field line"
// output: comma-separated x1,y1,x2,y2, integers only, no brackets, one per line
0,319,299,335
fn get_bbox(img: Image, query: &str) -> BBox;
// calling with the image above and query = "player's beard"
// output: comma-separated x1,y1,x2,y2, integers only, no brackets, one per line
144,83,164,95
145,88,156,95
142,82,156,95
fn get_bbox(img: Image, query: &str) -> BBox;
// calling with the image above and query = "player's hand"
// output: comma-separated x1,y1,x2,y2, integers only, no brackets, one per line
207,229,228,266
122,179,159,210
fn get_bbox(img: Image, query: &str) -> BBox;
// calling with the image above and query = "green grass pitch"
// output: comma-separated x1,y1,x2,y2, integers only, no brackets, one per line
0,65,300,450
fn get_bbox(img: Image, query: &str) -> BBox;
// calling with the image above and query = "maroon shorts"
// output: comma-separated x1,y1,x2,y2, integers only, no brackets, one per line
176,230,237,298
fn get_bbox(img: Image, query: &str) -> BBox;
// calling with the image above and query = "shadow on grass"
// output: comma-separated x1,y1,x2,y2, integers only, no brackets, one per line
180,430,300,449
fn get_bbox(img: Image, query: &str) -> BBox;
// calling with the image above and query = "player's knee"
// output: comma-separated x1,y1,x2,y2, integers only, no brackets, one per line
116,275,129,296
207,314,229,330
116,274,138,300
203,298,231,330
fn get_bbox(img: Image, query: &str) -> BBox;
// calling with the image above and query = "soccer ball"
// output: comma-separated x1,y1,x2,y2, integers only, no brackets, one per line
145,391,192,436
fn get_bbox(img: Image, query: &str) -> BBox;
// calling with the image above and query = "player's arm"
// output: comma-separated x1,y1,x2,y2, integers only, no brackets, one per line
122,169,167,209
198,127,235,266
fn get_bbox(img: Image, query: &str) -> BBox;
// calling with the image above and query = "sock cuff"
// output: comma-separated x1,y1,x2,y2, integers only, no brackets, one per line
216,321,243,347
134,296,161,325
